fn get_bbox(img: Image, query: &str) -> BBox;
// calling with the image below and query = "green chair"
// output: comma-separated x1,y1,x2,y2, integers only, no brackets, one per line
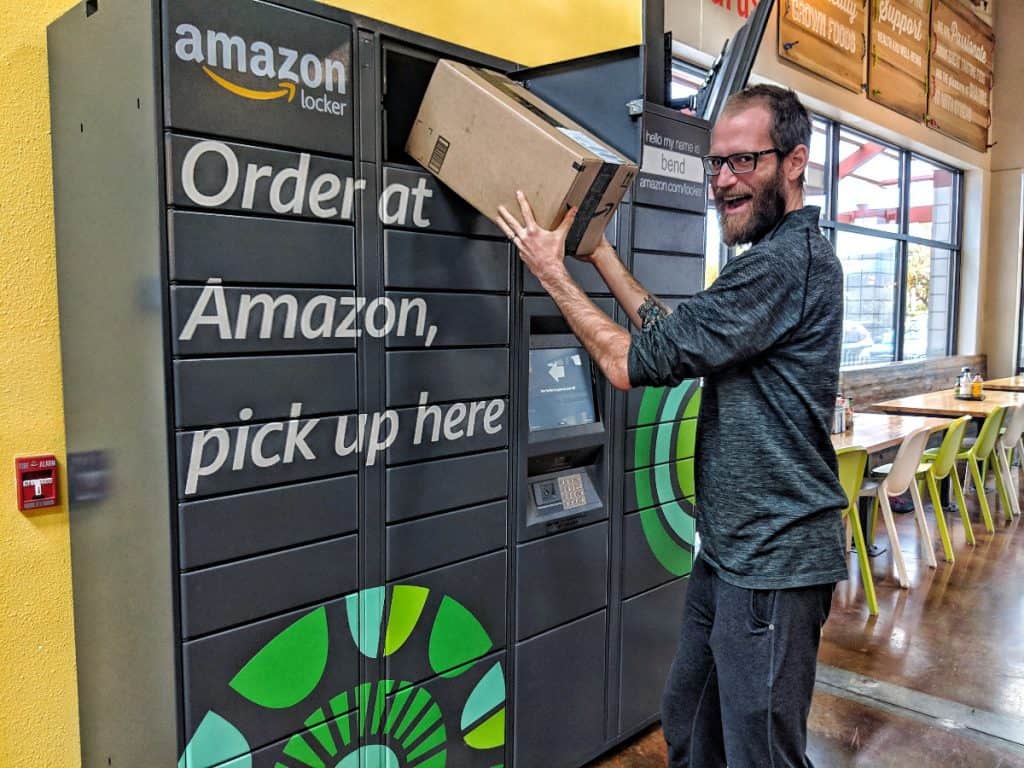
958,406,1009,533
920,416,974,559
836,447,878,615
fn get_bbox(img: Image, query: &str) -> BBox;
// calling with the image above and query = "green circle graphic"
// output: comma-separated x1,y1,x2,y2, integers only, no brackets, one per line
178,586,506,768
634,382,700,576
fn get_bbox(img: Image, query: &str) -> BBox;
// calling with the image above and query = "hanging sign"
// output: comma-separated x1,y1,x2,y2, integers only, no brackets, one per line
927,0,994,151
778,0,868,93
867,0,931,120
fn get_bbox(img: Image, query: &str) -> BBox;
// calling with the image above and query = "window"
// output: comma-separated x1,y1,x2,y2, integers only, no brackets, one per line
836,131,902,234
810,119,962,367
806,117,829,213
836,232,899,366
670,59,708,103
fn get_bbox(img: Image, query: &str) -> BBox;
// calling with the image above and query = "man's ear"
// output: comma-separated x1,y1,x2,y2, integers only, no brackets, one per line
786,144,809,185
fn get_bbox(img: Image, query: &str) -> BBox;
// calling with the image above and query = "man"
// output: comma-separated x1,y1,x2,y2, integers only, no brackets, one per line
496,84,847,767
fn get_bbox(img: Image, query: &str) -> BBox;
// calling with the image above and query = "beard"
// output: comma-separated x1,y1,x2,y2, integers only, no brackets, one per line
715,166,788,247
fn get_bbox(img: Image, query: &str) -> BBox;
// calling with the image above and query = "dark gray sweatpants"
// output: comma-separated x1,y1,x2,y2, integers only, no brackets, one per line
662,555,834,768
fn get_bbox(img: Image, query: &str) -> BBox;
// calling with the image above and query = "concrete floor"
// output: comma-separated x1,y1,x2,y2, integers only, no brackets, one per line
589,479,1024,767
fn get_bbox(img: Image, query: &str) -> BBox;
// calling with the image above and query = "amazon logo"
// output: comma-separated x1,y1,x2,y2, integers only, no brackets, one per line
174,24,348,114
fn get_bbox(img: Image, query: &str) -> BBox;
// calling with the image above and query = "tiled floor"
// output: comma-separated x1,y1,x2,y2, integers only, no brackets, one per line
590,480,1024,767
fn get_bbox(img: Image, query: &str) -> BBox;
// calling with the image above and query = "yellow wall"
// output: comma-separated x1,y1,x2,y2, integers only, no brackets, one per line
332,0,643,66
0,2,640,766
0,2,81,766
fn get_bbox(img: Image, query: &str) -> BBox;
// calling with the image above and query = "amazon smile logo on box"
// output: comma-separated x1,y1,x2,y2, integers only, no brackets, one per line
173,23,349,116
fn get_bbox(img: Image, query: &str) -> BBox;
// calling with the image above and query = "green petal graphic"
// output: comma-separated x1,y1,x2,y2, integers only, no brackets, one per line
404,702,443,747
384,684,416,736
395,689,434,742
676,419,696,459
634,426,654,468
461,662,506,730
357,681,373,736
684,385,701,419
371,680,392,734
415,753,448,768
178,711,251,768
229,607,328,709
283,733,324,768
384,585,429,656
329,689,352,719
637,386,664,425
346,586,385,658
654,461,676,504
634,467,654,511
676,459,694,498
313,681,450,766
303,708,336,755
327,691,355,748
407,723,447,761
655,417,674,465
640,507,692,576
661,499,694,544
335,711,353,747
464,708,505,750
429,596,493,677
182,584,505,768
337,745,400,768
661,383,687,426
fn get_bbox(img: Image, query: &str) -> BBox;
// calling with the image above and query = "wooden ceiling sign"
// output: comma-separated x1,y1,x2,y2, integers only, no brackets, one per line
928,0,994,151
778,0,868,93
868,0,932,120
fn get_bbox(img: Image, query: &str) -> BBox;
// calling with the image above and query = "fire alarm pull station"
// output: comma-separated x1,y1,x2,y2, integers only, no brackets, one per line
16,455,58,511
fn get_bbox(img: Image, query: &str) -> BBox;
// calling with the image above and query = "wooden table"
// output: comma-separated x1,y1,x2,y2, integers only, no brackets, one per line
984,376,1024,392
831,412,953,454
872,389,1024,418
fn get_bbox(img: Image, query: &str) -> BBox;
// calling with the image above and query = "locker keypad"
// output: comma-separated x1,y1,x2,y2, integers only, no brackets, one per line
558,473,587,510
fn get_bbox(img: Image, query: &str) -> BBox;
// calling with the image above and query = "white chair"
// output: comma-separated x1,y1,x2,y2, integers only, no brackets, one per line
859,426,934,588
995,403,1024,518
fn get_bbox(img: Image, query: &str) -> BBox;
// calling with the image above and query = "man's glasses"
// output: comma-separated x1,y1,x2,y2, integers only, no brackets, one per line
702,148,783,176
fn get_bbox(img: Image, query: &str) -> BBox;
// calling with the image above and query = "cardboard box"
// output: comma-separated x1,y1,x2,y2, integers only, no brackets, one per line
407,59,637,257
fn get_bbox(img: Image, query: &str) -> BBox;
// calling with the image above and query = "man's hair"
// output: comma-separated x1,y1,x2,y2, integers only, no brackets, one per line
722,84,811,186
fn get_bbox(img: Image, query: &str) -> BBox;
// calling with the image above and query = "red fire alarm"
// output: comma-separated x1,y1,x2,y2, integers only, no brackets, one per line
15,455,59,511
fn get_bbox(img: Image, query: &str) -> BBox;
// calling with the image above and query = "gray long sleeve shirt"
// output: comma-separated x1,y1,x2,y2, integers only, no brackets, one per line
627,205,848,590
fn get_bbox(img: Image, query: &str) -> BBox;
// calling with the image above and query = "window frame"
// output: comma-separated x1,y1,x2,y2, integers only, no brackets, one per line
669,58,710,103
816,118,963,367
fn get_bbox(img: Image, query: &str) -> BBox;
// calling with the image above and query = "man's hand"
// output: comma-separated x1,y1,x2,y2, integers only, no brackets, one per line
497,191,633,391
583,235,618,267
496,191,576,285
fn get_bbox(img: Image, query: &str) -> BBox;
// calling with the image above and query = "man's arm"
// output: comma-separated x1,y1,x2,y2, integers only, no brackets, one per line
588,239,671,330
499,192,803,392
496,192,633,390
536,266,633,391
627,242,805,387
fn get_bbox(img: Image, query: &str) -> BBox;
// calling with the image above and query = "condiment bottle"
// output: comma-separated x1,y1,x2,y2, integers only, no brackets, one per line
845,396,854,430
959,368,972,397
972,373,983,399
833,395,846,434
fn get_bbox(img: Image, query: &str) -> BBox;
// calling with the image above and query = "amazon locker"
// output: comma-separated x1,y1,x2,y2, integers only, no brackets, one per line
48,1,707,766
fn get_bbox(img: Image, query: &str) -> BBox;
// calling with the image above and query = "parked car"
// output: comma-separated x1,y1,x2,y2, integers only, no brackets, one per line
842,321,874,366
865,329,895,363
